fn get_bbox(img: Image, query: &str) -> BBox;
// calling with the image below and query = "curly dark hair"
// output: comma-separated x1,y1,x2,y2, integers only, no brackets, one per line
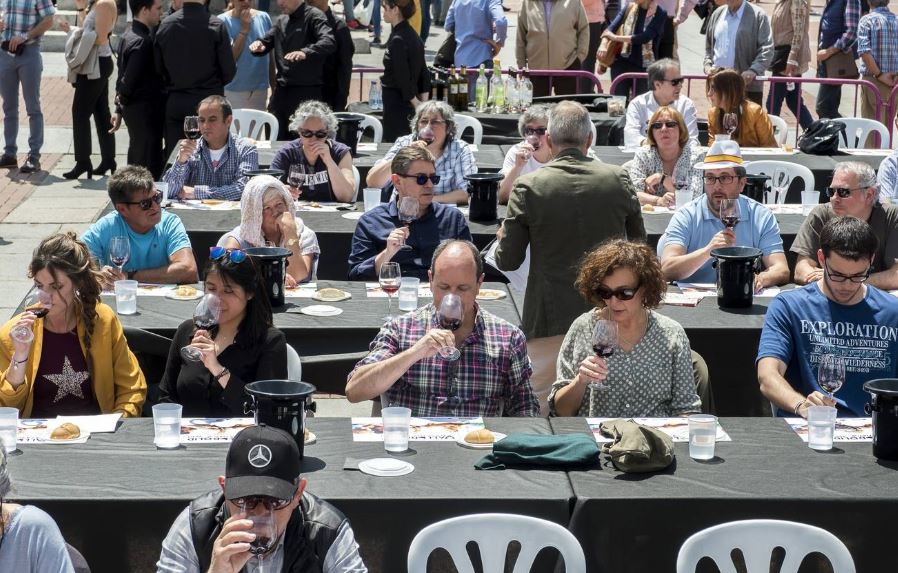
575,240,666,309
28,232,104,375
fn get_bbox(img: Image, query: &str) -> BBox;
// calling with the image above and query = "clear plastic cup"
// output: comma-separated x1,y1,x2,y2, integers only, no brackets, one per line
114,280,138,315
363,188,382,212
153,403,182,449
807,405,837,451
382,406,411,452
688,414,718,460
0,408,17,453
801,190,820,216
397,277,420,312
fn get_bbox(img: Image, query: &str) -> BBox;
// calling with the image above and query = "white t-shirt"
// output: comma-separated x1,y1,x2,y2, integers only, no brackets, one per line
208,146,227,170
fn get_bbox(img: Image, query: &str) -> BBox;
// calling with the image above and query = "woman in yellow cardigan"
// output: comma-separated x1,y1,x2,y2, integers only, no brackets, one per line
0,233,146,418
706,69,778,148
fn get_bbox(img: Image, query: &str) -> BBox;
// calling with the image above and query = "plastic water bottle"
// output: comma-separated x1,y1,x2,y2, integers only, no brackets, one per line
505,70,520,113
488,59,505,113
520,68,534,110
369,80,383,110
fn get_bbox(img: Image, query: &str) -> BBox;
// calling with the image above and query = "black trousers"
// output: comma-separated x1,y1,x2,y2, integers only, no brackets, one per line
164,91,210,161
531,59,581,98
580,21,606,93
122,99,165,179
382,86,414,142
658,17,675,59
269,84,322,140
610,59,647,98
72,56,115,164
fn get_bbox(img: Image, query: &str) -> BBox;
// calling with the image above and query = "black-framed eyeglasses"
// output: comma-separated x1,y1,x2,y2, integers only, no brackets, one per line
825,187,864,198
398,173,441,185
523,126,548,136
650,121,679,130
299,129,328,139
119,191,163,210
662,77,685,86
209,246,247,264
233,495,293,511
823,261,870,283
595,284,640,301
703,175,740,186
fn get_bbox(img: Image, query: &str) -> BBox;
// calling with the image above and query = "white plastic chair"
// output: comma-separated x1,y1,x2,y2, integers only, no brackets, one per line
745,160,815,204
230,109,279,144
676,519,856,573
359,114,383,143
768,114,788,145
590,120,597,146
836,117,890,149
286,343,302,381
407,513,586,573
454,113,484,145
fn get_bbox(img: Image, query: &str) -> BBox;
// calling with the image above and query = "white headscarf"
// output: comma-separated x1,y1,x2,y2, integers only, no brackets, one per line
239,175,301,248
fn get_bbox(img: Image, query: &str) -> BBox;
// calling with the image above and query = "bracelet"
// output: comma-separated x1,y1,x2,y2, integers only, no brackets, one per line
213,367,230,382
793,398,808,416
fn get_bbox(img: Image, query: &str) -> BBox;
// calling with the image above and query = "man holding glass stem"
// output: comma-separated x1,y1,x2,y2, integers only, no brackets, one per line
346,240,539,417
758,216,898,418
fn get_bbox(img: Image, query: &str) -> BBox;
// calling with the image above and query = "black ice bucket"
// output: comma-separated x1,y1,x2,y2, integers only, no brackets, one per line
245,247,291,308
741,174,770,203
864,379,898,460
710,246,763,309
245,380,317,458
465,173,503,222
334,112,365,156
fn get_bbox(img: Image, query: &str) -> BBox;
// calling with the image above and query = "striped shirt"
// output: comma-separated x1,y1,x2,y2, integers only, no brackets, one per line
1,0,54,42
857,7,898,75
379,136,478,195
162,134,259,201
350,304,539,417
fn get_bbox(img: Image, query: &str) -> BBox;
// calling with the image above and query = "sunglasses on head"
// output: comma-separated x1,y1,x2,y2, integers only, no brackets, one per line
398,173,441,185
299,129,328,139
523,127,548,136
651,121,678,130
595,284,640,301
120,191,163,211
209,246,247,264
825,187,861,198
233,495,293,511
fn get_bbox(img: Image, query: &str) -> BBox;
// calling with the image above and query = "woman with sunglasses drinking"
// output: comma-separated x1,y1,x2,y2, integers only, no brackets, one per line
499,105,555,205
158,247,287,417
627,107,705,207
0,233,146,418
219,175,320,286
380,0,429,141
270,100,357,203
548,240,701,417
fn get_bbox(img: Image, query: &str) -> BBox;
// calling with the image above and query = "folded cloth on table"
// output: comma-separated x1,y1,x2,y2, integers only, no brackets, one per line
474,433,600,470
599,419,675,473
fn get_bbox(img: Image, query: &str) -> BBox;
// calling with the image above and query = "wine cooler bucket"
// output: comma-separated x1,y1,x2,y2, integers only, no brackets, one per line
245,380,317,459
245,247,292,308
864,379,898,460
710,246,762,309
465,173,503,222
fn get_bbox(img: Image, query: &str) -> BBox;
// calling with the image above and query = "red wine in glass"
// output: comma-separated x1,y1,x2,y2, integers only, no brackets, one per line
441,317,462,331
180,294,221,362
249,535,275,556
589,319,618,390
592,344,614,358
183,116,201,140
719,198,740,230
379,262,401,321
721,215,740,229
437,294,463,361
397,197,419,252
31,308,50,318
381,283,400,296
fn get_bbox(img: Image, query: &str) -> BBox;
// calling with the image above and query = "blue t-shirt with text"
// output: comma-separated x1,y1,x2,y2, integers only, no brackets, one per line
81,211,192,273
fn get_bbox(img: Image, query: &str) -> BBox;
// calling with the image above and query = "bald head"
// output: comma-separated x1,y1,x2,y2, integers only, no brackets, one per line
431,240,483,281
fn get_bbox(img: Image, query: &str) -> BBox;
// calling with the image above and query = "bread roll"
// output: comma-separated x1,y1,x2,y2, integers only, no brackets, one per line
465,429,495,444
50,422,81,440
176,285,197,297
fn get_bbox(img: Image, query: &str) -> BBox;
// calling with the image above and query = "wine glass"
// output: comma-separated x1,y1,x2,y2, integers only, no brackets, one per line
723,112,738,138
436,293,463,361
183,116,201,140
108,236,131,277
418,124,435,145
397,196,419,251
589,319,618,391
10,289,53,344
180,293,222,362
242,503,277,573
719,198,740,229
379,262,401,321
771,170,791,205
817,354,845,400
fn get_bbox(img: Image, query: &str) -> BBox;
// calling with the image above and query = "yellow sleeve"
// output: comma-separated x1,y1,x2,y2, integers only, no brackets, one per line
0,315,35,414
102,308,147,418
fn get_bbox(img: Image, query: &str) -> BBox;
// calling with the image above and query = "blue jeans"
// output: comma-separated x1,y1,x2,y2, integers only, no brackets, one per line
420,0,431,40
766,75,815,130
371,1,381,38
344,0,356,21
0,43,44,158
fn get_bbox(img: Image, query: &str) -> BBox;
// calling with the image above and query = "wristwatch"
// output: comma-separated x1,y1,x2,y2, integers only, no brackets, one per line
286,237,299,248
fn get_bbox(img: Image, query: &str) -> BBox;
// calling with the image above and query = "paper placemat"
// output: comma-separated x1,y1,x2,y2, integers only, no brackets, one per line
785,417,873,442
284,283,318,298
365,282,433,298
167,200,240,211
586,417,732,443
101,284,180,297
351,417,484,442
764,204,807,215
296,202,355,212
179,418,256,443
357,142,378,152
17,419,90,444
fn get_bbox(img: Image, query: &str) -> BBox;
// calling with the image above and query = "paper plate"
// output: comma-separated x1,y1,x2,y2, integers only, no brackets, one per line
342,212,364,220
456,431,506,449
476,289,507,301
166,290,204,301
299,305,343,317
358,457,414,477
312,290,351,302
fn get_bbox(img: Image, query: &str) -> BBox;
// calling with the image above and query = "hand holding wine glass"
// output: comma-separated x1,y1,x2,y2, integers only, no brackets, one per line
287,165,304,199
109,236,130,277
397,196,419,251
817,354,845,401
183,116,201,141
588,319,618,390
10,289,53,348
379,262,401,321
436,293,464,361
723,112,738,138
181,293,222,363
719,198,740,229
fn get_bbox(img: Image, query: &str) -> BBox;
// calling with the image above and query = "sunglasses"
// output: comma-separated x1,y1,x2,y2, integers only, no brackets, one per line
120,191,163,211
823,262,870,284
209,246,247,264
398,173,441,185
299,129,328,139
663,77,685,86
233,495,293,511
523,127,548,136
595,284,640,301
703,175,739,185
418,119,446,127
651,121,679,130
825,187,862,198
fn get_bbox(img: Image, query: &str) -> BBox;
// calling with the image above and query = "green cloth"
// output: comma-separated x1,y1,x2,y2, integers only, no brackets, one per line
474,433,600,470
599,419,675,473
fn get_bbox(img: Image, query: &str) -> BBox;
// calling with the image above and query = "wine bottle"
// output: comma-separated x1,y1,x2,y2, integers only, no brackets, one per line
448,66,459,110
489,59,505,113
520,66,534,110
458,66,469,111
475,64,489,112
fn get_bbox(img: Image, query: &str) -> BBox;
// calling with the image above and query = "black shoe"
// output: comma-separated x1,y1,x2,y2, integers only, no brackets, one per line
63,162,93,180
502,3,510,10
370,36,382,47
94,160,117,176
0,154,17,168
20,156,40,174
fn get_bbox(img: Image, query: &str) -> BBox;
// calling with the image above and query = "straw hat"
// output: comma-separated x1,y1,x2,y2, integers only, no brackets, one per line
694,139,749,170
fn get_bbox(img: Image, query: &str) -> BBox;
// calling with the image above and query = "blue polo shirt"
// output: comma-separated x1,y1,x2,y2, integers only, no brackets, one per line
659,195,784,283
219,11,272,92
81,211,192,273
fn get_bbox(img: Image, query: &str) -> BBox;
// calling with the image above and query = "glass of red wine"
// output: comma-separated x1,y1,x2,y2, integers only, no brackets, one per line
589,319,618,391
180,293,222,362
109,236,130,277
817,353,845,400
242,504,277,573
437,293,463,361
11,289,53,344
183,116,201,141
397,196,419,251
719,198,740,230
379,262,401,321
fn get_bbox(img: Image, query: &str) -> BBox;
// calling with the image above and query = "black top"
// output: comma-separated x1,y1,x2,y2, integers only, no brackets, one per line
115,20,164,108
253,3,336,87
322,9,354,112
381,20,431,102
157,319,288,417
154,3,236,95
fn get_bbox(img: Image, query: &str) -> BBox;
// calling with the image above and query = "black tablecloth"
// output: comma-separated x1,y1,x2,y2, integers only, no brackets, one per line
551,416,898,573
9,417,571,573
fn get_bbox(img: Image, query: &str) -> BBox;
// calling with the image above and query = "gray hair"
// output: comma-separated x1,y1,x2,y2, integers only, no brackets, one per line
409,100,457,141
288,100,338,139
647,58,680,90
834,161,878,189
431,239,484,277
517,104,552,137
547,101,592,149
0,448,10,498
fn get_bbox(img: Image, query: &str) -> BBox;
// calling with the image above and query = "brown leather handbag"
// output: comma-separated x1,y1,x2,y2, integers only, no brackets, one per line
824,50,859,79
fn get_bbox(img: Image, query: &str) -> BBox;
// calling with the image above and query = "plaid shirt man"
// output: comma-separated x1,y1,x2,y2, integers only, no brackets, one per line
858,6,898,75
162,134,258,200
350,304,539,417
380,135,477,195
1,0,54,42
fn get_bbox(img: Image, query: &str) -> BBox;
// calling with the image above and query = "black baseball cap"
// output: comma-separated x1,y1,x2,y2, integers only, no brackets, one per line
225,425,301,501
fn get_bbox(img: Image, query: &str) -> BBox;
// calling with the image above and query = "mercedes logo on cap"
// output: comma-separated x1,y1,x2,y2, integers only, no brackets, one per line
248,444,272,468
